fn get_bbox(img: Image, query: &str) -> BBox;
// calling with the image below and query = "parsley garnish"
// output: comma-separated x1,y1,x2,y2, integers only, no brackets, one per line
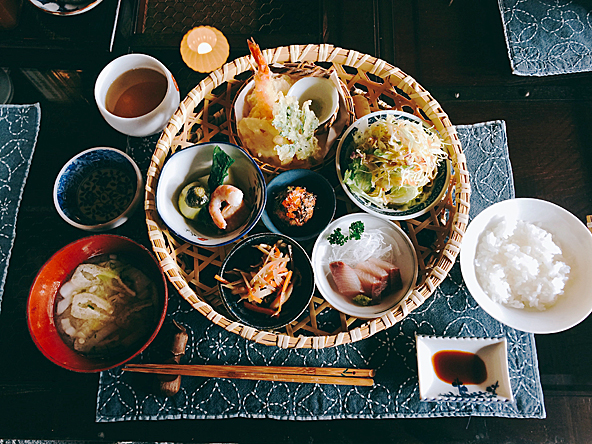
348,220,365,240
327,227,347,246
327,221,365,245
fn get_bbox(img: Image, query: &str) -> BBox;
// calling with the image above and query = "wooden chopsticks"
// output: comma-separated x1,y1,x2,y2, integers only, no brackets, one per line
123,364,375,386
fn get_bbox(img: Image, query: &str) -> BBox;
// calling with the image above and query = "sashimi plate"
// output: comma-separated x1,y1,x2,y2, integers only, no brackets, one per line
311,213,418,318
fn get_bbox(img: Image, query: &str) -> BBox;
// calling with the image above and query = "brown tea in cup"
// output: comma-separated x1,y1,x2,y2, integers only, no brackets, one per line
105,68,167,118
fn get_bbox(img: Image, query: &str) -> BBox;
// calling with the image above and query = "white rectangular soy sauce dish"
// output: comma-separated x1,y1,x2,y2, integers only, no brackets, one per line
416,335,513,403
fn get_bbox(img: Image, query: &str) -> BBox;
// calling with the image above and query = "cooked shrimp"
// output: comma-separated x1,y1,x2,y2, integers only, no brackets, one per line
246,38,276,120
209,185,247,230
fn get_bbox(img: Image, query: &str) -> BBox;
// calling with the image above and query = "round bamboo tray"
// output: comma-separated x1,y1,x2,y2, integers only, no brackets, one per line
145,44,471,349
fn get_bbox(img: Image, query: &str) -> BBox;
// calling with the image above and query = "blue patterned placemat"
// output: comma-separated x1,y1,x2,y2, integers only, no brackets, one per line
499,0,592,76
0,104,40,313
96,120,545,420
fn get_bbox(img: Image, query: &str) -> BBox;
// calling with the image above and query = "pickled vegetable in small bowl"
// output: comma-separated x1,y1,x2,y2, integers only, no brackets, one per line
261,169,336,242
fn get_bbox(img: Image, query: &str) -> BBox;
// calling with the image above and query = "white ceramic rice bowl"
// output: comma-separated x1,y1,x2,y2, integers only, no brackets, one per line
155,142,266,247
460,198,592,334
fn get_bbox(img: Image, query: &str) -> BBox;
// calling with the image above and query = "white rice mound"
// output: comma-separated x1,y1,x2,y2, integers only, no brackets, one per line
474,218,570,311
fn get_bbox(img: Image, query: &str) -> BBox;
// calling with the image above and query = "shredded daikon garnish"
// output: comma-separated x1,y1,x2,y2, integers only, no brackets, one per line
324,228,396,266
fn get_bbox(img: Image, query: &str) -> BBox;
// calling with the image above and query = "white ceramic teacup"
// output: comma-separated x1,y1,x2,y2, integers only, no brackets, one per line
94,53,181,137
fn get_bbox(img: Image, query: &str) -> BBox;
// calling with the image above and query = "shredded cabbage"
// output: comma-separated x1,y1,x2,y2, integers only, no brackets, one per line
344,115,447,207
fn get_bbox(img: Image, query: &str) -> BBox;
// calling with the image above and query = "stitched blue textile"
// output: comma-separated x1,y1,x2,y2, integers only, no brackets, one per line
0,104,40,312
96,121,545,420
499,0,592,76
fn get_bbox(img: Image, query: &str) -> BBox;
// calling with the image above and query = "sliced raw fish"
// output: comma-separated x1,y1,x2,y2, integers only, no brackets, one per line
354,268,388,300
329,261,364,297
368,257,403,291
355,260,388,279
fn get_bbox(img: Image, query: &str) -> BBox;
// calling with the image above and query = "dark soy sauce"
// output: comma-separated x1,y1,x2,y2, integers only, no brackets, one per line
432,350,487,384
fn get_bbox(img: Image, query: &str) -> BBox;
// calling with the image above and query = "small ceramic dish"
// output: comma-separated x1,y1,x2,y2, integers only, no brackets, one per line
217,232,315,330
156,142,266,248
416,335,513,403
460,198,592,334
261,169,336,242
27,234,168,372
287,77,339,125
28,0,104,16
311,213,418,318
53,147,143,232
336,110,451,220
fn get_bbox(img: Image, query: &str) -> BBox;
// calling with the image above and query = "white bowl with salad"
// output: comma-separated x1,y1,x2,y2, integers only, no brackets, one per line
336,110,451,220
311,213,418,319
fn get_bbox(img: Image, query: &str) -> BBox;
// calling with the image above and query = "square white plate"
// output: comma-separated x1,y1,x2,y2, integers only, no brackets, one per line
416,335,513,403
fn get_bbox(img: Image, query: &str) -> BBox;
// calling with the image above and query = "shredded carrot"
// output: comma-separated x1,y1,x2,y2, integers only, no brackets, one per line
217,242,296,317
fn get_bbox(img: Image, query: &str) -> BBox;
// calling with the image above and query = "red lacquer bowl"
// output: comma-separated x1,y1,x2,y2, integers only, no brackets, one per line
27,235,168,372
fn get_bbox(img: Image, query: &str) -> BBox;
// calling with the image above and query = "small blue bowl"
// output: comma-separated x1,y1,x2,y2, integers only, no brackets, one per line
53,147,143,231
261,169,336,242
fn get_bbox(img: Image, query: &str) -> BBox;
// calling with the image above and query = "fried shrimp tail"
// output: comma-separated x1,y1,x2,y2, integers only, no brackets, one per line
246,38,276,120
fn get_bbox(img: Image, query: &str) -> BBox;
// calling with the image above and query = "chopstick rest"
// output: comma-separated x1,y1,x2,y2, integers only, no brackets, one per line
124,364,375,386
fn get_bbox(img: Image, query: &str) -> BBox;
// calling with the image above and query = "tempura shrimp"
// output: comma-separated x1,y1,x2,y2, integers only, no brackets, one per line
209,185,247,230
246,38,277,120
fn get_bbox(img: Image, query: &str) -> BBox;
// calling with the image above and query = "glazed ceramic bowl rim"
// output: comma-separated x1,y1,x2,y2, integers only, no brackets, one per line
155,141,267,247
217,232,315,330
28,0,105,16
335,110,451,221
53,147,143,231
27,234,168,372
260,168,337,242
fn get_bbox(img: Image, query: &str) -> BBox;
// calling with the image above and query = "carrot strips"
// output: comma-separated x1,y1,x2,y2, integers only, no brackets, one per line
217,242,296,317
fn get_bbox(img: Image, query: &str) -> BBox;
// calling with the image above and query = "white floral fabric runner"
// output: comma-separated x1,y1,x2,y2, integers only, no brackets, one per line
0,104,40,312
96,120,545,420
499,0,592,76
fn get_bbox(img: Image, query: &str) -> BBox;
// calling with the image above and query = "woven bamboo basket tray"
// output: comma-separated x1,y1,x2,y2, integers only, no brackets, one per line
145,44,471,349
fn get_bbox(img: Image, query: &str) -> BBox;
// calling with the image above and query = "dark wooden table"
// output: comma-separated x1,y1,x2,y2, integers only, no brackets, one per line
1,0,592,442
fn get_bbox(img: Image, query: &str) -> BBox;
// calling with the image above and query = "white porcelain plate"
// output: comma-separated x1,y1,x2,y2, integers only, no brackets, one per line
311,213,418,318
416,335,513,403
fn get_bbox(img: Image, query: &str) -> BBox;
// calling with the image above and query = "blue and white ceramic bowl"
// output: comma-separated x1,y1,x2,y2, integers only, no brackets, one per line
156,142,266,248
261,169,336,242
336,110,451,220
29,0,104,16
53,147,143,231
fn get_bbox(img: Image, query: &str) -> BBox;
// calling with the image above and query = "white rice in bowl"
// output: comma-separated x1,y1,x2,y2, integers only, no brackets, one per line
474,218,570,311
